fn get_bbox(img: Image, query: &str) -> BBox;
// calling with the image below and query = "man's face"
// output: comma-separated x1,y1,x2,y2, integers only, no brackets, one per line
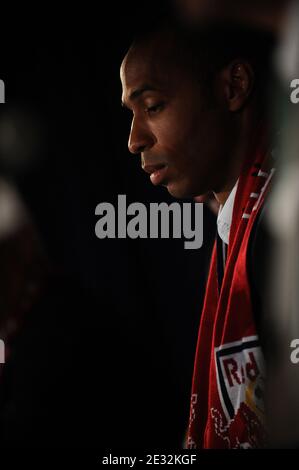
120,36,233,199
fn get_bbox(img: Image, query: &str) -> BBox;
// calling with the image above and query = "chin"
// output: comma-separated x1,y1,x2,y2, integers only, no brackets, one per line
166,182,196,200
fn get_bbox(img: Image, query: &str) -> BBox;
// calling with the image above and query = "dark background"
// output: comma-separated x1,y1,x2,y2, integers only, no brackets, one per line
0,2,215,448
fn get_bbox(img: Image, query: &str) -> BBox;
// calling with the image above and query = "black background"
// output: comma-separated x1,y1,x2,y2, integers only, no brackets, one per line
0,2,215,448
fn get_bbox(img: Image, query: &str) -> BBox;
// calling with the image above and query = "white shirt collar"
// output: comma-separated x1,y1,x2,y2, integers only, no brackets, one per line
217,180,239,245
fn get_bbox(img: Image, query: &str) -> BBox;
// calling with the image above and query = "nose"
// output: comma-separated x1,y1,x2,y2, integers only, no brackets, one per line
128,116,155,155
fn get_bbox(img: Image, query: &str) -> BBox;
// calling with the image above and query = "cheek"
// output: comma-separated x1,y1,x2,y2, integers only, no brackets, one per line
155,114,184,143
151,111,197,160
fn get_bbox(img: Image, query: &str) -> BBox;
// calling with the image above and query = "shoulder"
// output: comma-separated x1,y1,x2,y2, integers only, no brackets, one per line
247,201,274,342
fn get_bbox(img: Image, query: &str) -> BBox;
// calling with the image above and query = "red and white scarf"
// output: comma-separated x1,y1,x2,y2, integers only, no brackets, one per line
187,132,275,449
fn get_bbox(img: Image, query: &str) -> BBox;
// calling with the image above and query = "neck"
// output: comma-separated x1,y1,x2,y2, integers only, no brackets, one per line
214,109,266,206
215,190,232,206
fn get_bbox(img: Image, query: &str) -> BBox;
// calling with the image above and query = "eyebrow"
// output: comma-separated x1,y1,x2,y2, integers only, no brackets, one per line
121,85,159,108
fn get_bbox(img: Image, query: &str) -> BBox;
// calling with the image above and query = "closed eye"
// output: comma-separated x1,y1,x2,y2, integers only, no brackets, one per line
145,103,164,115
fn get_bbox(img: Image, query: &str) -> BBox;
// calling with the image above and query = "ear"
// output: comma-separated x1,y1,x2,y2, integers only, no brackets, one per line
219,60,254,112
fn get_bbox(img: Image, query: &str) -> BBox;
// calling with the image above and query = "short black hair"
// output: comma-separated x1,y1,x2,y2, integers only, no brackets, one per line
132,16,276,109
187,21,276,93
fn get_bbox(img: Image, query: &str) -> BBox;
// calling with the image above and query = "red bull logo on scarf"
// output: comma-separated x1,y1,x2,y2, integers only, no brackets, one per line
212,336,266,448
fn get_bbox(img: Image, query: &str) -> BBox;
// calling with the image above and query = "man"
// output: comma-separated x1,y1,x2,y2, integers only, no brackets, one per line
176,0,299,447
120,21,275,448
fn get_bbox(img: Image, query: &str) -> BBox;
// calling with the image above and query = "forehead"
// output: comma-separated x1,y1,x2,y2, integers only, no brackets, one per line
120,34,188,95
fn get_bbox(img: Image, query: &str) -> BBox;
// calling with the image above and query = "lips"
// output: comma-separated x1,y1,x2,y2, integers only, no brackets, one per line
142,163,168,186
